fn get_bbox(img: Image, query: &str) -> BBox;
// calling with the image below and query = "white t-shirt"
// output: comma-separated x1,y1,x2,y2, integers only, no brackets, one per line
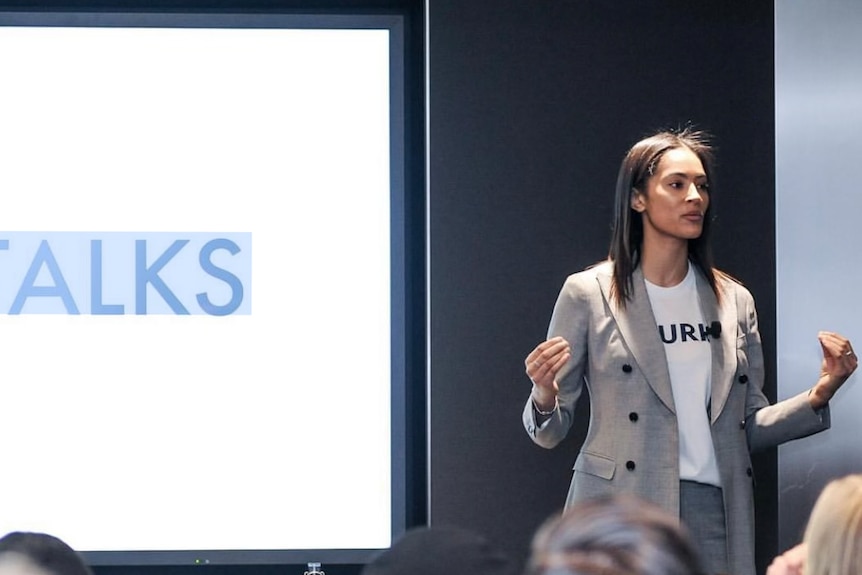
645,263,721,487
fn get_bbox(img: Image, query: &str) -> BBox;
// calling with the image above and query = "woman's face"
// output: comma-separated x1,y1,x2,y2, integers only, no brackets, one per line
631,146,709,245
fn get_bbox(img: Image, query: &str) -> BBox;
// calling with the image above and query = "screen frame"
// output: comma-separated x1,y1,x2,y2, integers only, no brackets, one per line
0,4,425,568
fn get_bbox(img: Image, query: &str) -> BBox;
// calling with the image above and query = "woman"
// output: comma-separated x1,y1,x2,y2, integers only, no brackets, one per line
522,127,857,575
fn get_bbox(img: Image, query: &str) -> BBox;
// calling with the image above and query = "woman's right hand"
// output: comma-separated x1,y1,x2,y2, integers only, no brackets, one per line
525,336,571,410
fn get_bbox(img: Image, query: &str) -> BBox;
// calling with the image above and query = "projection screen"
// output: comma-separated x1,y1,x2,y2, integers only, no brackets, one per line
0,11,409,566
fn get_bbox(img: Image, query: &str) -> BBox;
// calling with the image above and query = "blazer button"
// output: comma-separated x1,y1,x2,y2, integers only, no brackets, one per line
738,374,749,384
626,460,636,471
746,467,753,477
739,420,746,429
629,412,639,422
622,364,633,373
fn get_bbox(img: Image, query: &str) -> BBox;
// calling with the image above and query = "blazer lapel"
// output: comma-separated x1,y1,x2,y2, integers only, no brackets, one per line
695,271,737,423
597,265,676,413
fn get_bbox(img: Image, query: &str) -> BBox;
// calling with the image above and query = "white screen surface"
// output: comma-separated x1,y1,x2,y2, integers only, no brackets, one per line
0,23,393,557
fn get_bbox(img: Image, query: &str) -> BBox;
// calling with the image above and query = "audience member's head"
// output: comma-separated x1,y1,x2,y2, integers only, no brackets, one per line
803,473,862,575
526,495,704,575
0,532,93,575
361,525,517,575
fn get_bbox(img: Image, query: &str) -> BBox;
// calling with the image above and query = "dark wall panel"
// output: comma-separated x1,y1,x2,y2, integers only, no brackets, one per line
427,0,777,569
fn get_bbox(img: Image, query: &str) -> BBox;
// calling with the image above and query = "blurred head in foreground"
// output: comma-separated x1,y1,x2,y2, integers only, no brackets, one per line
526,495,704,575
362,524,517,575
0,532,93,575
802,473,862,575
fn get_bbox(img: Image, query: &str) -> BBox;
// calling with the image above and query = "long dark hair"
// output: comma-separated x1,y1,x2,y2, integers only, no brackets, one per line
608,127,719,307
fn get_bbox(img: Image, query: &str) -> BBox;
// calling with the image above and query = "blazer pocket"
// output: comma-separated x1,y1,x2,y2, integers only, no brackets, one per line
573,450,616,480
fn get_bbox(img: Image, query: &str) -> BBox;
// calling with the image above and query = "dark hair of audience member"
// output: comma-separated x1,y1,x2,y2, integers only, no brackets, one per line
0,532,93,575
526,495,704,575
361,524,517,575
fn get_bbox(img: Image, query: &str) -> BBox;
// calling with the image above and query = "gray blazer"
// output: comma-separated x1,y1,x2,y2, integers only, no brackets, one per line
523,261,828,575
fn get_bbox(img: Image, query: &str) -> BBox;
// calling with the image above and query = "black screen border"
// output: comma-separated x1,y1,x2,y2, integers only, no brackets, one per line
0,4,425,569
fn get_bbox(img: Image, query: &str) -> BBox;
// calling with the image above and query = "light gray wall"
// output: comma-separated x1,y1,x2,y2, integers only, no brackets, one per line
776,0,862,550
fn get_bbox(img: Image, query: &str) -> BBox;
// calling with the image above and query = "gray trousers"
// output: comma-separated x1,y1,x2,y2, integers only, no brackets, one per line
680,480,729,575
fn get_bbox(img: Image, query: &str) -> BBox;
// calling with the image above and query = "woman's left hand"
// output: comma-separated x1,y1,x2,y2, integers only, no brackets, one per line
810,331,857,409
